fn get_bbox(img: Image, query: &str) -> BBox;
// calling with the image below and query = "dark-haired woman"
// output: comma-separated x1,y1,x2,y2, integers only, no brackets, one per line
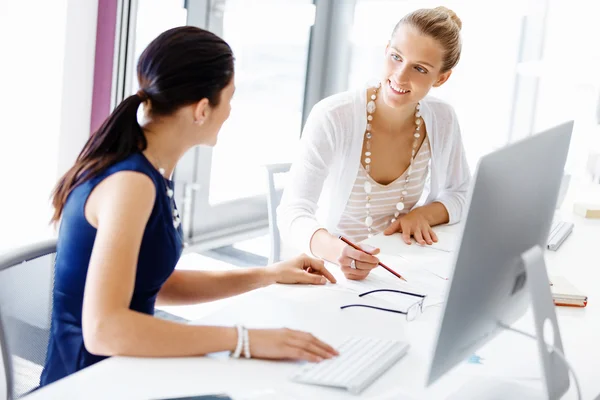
40,26,337,387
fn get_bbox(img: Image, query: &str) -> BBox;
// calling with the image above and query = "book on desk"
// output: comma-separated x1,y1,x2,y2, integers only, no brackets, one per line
550,275,588,307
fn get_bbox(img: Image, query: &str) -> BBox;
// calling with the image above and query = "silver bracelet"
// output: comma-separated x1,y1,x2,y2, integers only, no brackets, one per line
231,324,244,358
243,326,251,359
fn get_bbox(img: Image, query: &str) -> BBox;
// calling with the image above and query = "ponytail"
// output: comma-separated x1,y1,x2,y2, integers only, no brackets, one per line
50,93,146,224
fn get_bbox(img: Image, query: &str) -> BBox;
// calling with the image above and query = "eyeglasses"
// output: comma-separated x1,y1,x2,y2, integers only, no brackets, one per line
340,289,427,321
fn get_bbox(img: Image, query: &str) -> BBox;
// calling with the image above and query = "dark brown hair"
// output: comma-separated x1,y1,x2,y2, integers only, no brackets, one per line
51,26,234,223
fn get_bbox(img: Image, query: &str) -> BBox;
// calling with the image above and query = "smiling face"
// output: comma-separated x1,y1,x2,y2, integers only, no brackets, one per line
381,24,452,109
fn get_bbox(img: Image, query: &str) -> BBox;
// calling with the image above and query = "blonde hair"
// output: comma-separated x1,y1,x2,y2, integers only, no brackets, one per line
393,6,462,72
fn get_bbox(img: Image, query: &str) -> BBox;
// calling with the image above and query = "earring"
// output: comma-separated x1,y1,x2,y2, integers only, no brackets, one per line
194,119,204,125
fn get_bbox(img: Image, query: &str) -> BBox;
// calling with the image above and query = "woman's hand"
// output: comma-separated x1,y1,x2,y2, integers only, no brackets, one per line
384,208,438,245
337,243,380,281
267,254,337,285
249,328,338,362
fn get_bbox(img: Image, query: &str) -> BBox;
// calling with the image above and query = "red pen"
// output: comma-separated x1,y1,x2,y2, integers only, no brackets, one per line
338,235,408,282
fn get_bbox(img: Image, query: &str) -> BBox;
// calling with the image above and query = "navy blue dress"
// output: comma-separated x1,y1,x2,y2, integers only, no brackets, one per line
39,152,183,387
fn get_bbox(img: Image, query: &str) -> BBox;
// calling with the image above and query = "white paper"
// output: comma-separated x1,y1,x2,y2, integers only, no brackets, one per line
325,254,449,308
362,227,460,259
414,257,455,281
327,257,408,294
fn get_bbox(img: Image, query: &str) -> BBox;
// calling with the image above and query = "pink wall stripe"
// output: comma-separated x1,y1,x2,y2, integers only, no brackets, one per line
90,0,118,135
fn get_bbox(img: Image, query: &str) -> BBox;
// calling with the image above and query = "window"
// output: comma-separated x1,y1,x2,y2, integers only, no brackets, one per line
527,0,600,176
208,0,314,205
121,0,314,245
128,0,188,96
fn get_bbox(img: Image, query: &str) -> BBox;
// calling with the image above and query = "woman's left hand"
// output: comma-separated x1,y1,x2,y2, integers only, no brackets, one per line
383,208,438,245
267,254,337,285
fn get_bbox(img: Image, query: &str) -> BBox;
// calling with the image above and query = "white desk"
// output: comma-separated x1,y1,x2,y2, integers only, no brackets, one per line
27,182,600,400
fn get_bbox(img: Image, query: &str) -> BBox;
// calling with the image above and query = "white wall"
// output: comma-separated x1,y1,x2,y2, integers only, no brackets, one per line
0,1,68,253
0,0,98,330
0,0,98,250
57,0,100,177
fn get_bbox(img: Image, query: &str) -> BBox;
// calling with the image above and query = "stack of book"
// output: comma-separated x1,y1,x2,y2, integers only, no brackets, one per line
550,276,588,307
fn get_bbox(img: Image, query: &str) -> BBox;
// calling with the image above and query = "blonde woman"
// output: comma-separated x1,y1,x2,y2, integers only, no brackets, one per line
278,7,471,280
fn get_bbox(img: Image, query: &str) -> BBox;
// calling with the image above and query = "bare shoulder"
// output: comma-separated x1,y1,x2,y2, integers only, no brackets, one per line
85,170,156,228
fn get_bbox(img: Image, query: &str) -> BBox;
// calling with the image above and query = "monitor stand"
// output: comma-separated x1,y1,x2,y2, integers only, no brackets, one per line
446,245,571,400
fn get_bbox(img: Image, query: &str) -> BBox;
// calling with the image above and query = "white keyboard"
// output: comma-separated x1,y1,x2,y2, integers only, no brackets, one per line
290,336,409,394
547,219,574,251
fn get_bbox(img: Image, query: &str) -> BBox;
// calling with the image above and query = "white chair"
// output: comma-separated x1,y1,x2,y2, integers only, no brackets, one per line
1,307,12,400
264,163,292,264
0,239,57,399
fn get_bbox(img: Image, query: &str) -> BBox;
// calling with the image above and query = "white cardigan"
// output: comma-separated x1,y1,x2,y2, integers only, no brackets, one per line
277,86,471,255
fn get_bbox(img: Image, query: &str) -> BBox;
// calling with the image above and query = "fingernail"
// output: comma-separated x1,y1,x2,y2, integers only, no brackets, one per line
320,277,326,284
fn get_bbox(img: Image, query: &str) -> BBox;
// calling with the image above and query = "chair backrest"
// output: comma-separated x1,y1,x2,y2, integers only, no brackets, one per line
1,308,12,400
0,239,57,399
264,163,291,264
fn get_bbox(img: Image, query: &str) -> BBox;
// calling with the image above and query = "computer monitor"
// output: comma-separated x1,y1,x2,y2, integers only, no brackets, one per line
426,121,574,398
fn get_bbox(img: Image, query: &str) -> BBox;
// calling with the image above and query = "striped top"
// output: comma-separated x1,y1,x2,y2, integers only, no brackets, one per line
336,137,431,243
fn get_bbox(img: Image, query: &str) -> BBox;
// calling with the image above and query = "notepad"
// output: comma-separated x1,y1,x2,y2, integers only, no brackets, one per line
550,275,588,307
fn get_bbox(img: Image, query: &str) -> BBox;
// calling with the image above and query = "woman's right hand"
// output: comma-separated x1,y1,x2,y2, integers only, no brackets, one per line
248,328,338,362
309,229,381,281
337,243,381,281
